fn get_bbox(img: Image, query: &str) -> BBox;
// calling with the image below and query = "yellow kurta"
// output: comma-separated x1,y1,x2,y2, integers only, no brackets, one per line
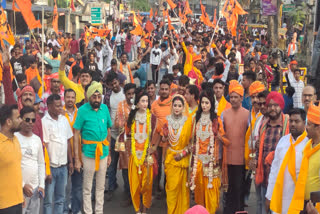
164,116,192,214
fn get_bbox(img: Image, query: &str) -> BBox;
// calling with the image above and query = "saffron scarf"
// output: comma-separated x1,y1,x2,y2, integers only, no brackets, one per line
217,96,230,117
270,131,307,213
120,62,134,83
255,114,290,185
287,139,320,213
287,42,296,56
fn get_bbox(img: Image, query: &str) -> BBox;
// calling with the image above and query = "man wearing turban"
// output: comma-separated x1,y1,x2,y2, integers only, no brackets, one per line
221,80,250,214
254,91,290,213
73,81,112,214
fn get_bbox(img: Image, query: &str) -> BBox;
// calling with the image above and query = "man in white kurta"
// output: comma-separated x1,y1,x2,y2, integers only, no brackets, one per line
266,109,309,214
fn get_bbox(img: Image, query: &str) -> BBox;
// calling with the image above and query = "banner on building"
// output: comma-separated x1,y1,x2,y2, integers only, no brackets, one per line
261,0,277,16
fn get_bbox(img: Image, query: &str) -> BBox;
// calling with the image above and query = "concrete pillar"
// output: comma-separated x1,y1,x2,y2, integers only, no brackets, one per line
75,15,80,38
65,11,71,33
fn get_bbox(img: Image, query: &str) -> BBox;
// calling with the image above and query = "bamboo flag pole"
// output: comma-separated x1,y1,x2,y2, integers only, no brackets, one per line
41,7,44,98
209,17,221,45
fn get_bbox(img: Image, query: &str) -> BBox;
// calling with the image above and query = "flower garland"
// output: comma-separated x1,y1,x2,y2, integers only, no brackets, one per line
189,118,216,190
131,109,151,174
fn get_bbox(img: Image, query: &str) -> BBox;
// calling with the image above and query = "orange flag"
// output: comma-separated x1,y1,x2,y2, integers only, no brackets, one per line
52,0,58,34
0,8,15,46
163,9,168,18
212,8,217,27
149,8,153,19
179,9,187,24
184,0,193,15
167,16,175,31
12,0,21,12
145,20,155,32
14,0,42,29
200,2,213,28
70,0,76,11
166,0,177,9
155,10,158,17
130,24,143,35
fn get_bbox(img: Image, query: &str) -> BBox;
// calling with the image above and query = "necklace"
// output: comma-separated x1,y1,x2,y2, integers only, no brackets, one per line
167,115,187,147
200,113,210,126
135,111,147,124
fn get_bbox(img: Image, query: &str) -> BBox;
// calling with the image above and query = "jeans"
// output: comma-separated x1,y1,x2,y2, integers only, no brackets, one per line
44,165,68,214
224,165,245,214
141,63,150,80
153,147,164,192
117,46,122,59
127,51,132,62
159,68,168,83
255,184,267,214
0,203,22,214
71,170,83,213
23,188,40,214
108,138,119,191
151,64,159,84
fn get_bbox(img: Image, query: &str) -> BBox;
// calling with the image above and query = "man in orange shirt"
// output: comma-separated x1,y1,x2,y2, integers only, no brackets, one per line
151,79,172,196
25,57,39,84
0,104,23,213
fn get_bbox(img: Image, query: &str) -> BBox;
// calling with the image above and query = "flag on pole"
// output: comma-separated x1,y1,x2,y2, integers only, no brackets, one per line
0,7,15,45
130,24,143,35
70,0,76,11
212,8,217,27
179,9,187,24
166,0,176,9
149,8,153,19
13,0,42,29
184,0,192,15
167,15,175,30
52,0,58,34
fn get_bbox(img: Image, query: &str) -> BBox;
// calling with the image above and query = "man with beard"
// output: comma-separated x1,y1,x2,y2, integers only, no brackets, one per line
213,79,231,117
115,83,136,207
0,104,23,214
105,71,125,201
254,92,290,214
146,80,158,105
63,89,82,214
222,80,249,214
73,81,112,214
151,79,172,197
42,94,73,214
59,50,92,104
265,108,308,214
117,52,142,84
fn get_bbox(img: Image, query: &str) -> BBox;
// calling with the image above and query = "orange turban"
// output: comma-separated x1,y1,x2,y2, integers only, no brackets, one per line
307,103,320,125
229,80,244,96
249,81,265,96
193,55,201,63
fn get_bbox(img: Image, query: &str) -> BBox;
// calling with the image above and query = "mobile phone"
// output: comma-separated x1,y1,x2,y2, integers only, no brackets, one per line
310,191,320,203
39,190,44,198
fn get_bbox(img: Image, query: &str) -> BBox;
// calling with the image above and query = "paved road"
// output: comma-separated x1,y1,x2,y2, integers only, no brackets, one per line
102,172,257,214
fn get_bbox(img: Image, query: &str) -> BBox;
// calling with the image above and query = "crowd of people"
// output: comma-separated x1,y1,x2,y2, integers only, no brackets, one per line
0,10,319,214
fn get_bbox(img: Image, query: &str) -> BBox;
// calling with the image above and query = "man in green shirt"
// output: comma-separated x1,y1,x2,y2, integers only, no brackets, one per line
73,81,112,214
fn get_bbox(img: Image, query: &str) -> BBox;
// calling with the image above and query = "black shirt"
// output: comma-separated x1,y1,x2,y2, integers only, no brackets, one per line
10,57,24,75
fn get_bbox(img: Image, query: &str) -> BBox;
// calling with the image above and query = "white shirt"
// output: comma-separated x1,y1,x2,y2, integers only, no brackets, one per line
42,114,73,167
236,51,242,63
266,134,309,214
160,49,170,70
95,48,103,71
168,48,179,74
47,39,61,48
15,132,45,189
110,88,125,139
150,48,162,65
291,79,304,108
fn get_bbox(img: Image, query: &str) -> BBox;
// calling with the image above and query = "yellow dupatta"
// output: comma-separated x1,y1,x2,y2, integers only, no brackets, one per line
217,96,230,117
244,109,262,169
37,73,47,98
270,131,307,213
287,139,320,213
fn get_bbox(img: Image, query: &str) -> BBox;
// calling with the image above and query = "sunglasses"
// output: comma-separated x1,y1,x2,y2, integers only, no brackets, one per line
24,118,36,123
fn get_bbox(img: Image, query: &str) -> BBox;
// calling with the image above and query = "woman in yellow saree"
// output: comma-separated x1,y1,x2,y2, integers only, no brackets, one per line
188,88,229,214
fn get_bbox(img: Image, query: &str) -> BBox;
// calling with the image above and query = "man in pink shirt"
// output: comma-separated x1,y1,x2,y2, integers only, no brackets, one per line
221,80,249,214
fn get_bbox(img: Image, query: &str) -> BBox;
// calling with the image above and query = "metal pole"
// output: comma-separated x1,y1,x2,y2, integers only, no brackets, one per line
41,7,44,98
14,11,16,34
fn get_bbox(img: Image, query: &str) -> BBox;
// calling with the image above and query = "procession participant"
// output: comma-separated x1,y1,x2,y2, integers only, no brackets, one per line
185,84,200,115
222,80,250,214
302,85,317,114
265,108,308,214
145,80,158,105
42,94,73,214
115,83,136,207
63,88,83,214
106,71,125,201
117,52,141,84
151,79,172,195
178,75,190,96
255,92,290,214
126,89,156,214
68,52,84,80
290,69,304,108
15,107,45,214
283,103,320,213
0,104,23,214
241,71,256,110
212,79,231,117
152,95,191,214
59,50,92,104
73,81,112,214
189,88,229,214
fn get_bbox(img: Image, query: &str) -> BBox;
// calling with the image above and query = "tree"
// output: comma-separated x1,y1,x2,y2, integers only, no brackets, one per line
131,0,150,11
287,2,308,25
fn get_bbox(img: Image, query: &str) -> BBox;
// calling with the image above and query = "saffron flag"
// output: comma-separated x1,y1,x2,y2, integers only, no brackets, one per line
70,0,76,11
145,20,155,32
163,9,168,18
52,0,58,34
179,9,187,24
0,8,15,46
166,0,176,9
155,10,158,17
149,8,153,19
167,15,175,31
200,2,213,28
12,0,42,29
132,11,142,26
184,0,192,15
130,24,143,35
212,8,217,27
12,0,20,11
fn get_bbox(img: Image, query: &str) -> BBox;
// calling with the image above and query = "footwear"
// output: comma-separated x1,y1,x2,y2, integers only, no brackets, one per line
105,191,113,201
120,198,132,207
